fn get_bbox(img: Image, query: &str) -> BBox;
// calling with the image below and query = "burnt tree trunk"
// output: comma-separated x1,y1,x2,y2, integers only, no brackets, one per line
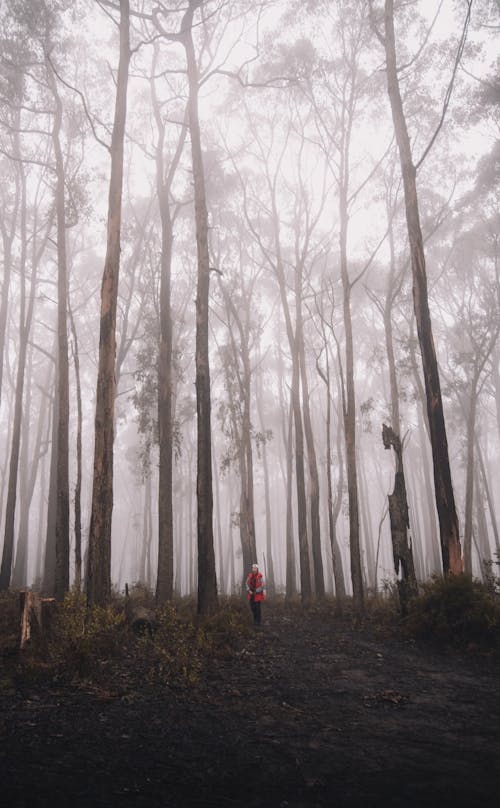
382,424,418,613
87,0,130,606
383,0,462,575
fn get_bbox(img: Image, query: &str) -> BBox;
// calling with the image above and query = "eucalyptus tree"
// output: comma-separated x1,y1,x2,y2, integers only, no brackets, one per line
0,0,61,590
313,277,347,602
366,159,417,608
0,154,20,409
298,0,386,613
440,218,500,575
145,39,189,603
213,225,263,586
369,0,472,575
232,99,329,601
87,0,130,606
146,0,232,614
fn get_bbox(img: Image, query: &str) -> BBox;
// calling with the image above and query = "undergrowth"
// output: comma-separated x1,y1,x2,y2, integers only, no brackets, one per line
405,574,500,652
11,588,251,690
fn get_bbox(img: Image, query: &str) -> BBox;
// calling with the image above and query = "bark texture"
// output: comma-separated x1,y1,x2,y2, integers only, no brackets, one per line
87,0,130,606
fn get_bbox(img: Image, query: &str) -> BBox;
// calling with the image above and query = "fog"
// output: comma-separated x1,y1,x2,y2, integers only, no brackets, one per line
0,0,498,608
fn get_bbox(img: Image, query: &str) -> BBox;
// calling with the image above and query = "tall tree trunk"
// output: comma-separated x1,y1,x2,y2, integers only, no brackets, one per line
382,208,417,606
0,160,44,591
284,398,298,599
297,284,324,598
69,302,83,591
212,447,225,594
87,0,130,606
275,276,311,600
152,53,187,603
0,125,20,407
316,342,346,601
43,379,58,593
339,197,364,615
47,62,70,601
182,1,218,615
155,139,174,605
383,0,462,575
255,370,276,597
12,354,51,588
475,437,499,554
463,381,478,575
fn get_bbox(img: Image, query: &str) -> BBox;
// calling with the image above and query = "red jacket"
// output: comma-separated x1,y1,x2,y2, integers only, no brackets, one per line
246,571,265,601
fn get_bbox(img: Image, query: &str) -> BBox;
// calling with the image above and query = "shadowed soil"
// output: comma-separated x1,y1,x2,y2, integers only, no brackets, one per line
1,606,499,807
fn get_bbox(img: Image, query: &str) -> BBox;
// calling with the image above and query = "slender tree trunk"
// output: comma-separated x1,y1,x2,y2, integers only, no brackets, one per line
463,382,478,575
316,342,346,600
275,288,311,600
475,437,499,553
69,303,83,591
358,457,376,591
152,58,187,603
339,198,364,614
474,464,491,579
43,380,58,593
12,355,51,588
182,2,218,615
255,370,275,597
284,397,297,598
47,63,70,601
212,447,225,594
383,0,462,575
0,127,20,407
0,160,40,591
156,158,174,604
87,0,130,606
297,289,324,598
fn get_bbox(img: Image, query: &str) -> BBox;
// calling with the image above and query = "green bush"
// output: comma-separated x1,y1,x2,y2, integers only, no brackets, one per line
405,574,500,651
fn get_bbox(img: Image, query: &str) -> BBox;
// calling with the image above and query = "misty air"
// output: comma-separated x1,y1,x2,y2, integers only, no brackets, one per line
0,1,499,806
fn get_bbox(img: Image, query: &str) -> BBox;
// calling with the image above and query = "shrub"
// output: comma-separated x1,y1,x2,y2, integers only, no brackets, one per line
45,589,126,677
405,574,500,651
138,603,206,687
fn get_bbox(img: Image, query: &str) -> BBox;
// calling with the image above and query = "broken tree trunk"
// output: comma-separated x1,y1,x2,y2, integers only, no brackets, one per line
19,591,56,650
382,424,418,614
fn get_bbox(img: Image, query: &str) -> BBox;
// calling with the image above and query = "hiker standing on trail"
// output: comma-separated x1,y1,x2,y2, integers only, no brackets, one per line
246,563,265,626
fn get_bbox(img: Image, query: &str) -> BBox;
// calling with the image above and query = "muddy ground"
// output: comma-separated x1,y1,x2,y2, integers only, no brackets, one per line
1,604,499,807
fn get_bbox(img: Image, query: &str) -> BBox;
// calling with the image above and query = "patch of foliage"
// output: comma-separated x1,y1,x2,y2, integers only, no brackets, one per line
405,574,500,652
138,603,207,688
45,589,126,677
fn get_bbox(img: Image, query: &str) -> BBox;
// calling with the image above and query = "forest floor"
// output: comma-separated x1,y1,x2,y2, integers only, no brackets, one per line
1,599,499,808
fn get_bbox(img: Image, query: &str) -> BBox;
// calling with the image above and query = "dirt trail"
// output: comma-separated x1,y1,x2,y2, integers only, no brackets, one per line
1,610,499,807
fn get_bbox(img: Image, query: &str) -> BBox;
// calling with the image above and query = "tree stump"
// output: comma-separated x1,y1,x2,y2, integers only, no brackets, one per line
19,591,56,650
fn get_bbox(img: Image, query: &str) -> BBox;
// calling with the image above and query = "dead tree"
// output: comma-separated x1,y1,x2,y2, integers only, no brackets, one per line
382,424,418,613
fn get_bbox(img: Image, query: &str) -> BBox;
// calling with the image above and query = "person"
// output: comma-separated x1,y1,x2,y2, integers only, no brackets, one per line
246,563,265,626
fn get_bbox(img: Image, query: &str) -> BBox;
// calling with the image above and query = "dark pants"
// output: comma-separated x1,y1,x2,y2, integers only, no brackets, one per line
249,597,261,626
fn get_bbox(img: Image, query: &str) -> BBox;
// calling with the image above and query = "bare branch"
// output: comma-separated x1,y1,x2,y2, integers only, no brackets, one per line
416,0,473,171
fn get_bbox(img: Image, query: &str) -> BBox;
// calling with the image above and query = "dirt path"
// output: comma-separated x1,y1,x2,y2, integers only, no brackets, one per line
1,610,499,807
